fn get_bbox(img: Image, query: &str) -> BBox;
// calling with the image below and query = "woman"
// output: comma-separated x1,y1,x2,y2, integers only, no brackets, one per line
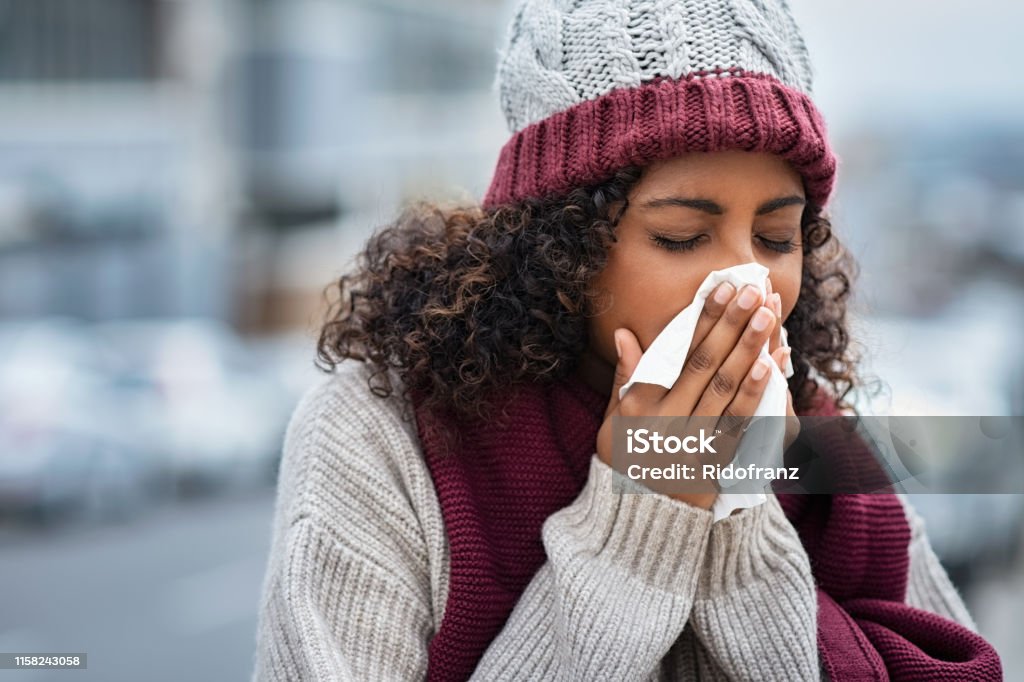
252,1,1002,680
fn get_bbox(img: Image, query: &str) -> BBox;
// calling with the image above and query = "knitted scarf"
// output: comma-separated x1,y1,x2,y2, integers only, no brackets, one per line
411,373,1002,681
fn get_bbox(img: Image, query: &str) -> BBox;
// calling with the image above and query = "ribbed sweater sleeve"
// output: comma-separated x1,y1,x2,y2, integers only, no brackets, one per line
471,453,715,681
251,369,451,681
688,496,820,680
898,495,978,631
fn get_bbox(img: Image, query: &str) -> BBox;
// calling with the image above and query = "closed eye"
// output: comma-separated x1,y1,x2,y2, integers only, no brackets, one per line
759,237,798,254
649,233,799,254
650,234,705,252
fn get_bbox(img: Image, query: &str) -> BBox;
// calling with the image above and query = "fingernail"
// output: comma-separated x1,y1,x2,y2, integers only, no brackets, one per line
751,307,773,332
713,283,733,305
751,360,769,381
614,330,623,359
738,285,759,310
773,292,782,315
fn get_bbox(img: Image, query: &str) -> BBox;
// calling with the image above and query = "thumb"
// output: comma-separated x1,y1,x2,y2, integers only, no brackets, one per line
605,327,643,419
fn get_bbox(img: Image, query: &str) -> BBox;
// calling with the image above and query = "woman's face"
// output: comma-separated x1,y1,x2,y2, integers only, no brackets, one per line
580,150,805,393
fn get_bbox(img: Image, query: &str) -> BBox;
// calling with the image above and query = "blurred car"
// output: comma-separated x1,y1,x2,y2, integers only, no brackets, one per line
0,413,166,524
0,315,296,525
89,317,295,495
0,317,168,523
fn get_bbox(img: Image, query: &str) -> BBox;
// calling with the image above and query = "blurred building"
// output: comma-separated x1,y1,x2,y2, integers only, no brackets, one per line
229,0,509,332
0,0,508,333
0,0,240,321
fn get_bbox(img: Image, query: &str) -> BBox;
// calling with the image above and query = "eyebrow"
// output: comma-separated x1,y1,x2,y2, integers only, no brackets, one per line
753,195,806,214
643,196,724,212
639,195,806,216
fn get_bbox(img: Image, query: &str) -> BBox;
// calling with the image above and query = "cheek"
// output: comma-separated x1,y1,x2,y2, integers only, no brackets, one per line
770,265,802,322
589,249,705,353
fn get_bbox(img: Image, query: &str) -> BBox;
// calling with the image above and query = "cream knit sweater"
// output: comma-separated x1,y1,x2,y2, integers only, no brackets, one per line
251,359,977,681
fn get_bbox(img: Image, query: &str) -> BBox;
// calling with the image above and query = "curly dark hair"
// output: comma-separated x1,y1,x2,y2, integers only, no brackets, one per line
316,164,867,424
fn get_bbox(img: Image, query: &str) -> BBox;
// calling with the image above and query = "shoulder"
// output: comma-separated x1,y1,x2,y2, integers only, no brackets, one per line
263,358,453,638
289,358,413,434
274,359,432,529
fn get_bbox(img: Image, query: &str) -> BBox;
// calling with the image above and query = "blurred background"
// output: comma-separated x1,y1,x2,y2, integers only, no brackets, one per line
0,0,1020,679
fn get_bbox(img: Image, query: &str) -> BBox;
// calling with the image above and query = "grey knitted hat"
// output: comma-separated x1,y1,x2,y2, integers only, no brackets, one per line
482,0,837,209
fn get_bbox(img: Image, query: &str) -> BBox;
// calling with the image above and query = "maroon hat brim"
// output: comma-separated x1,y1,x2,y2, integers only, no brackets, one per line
483,69,838,210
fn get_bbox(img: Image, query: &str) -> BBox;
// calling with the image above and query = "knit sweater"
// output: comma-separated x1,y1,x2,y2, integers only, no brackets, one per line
251,359,979,681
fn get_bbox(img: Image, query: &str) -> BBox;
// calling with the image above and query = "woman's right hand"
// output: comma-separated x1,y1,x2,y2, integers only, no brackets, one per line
595,282,779,510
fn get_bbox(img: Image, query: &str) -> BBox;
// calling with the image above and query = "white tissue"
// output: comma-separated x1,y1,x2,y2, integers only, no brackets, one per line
618,262,794,522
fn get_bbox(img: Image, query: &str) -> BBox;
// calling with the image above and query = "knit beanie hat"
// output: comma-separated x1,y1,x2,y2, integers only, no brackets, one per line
482,0,838,210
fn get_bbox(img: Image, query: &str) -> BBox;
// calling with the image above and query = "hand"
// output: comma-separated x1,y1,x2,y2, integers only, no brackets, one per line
596,281,778,510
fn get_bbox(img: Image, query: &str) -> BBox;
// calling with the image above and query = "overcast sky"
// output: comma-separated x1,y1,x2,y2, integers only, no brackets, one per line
788,0,1024,137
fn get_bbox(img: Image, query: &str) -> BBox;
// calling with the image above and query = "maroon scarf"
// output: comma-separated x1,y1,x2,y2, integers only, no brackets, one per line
411,374,1001,681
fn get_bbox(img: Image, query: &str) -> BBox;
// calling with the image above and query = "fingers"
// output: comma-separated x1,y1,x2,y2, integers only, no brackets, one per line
617,282,737,416
686,282,735,365
715,354,773,435
689,303,776,416
771,346,791,375
604,327,646,418
666,284,768,414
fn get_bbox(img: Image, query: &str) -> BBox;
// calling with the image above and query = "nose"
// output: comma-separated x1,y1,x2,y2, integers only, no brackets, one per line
712,228,758,271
